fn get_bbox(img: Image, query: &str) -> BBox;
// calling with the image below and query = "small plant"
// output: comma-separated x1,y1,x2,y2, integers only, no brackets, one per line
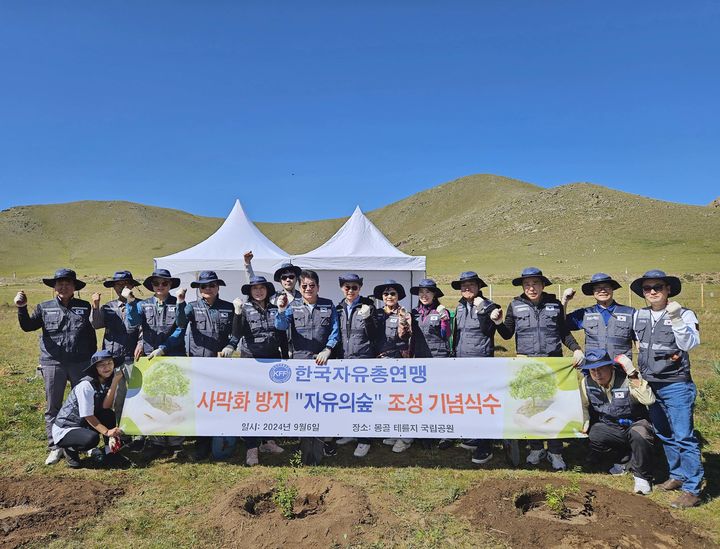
272,450,303,519
543,481,579,519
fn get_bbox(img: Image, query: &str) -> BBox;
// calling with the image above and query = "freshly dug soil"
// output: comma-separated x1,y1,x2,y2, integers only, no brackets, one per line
451,477,711,548
209,477,375,547
0,477,123,548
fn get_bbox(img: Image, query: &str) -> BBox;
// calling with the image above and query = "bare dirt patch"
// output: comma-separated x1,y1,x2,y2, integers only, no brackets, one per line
0,477,123,548
451,477,711,548
209,477,375,547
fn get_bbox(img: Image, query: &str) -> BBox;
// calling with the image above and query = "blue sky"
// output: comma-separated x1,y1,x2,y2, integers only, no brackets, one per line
1,2,718,222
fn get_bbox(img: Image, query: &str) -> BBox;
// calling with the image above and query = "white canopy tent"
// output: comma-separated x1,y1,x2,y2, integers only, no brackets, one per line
291,206,426,308
154,199,290,301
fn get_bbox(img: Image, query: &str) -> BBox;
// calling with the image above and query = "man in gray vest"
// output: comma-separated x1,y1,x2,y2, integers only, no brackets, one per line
495,267,585,470
580,350,655,495
244,251,302,305
630,269,703,508
15,268,97,465
562,273,636,359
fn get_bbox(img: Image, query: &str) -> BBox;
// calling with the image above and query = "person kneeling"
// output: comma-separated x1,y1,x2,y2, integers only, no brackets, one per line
52,350,125,468
580,350,656,495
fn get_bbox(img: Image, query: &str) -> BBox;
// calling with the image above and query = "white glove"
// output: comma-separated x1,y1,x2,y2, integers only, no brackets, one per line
148,348,165,360
14,291,27,307
561,288,576,306
572,349,585,368
219,345,235,358
490,307,503,325
176,288,187,303
315,347,332,365
473,296,485,309
665,301,684,328
614,354,638,377
91,292,102,308
276,293,289,311
436,304,446,315
233,297,243,315
359,304,371,317
121,287,137,302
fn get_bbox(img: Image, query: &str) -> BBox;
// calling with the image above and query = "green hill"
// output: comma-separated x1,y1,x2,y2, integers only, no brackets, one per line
1,175,718,282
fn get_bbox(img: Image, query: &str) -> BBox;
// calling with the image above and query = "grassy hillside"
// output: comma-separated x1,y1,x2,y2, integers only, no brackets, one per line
1,175,718,282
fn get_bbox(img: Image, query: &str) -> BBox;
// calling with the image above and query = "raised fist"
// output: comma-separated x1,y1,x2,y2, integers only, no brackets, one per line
243,251,254,265
665,301,682,319
490,307,503,325
91,292,102,308
14,290,27,307
276,293,289,311
176,288,187,302
561,288,576,306
614,354,638,377
121,287,136,302
473,296,485,309
233,297,243,315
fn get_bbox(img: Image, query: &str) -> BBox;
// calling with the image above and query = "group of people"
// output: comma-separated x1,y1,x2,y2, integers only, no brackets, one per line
14,257,704,508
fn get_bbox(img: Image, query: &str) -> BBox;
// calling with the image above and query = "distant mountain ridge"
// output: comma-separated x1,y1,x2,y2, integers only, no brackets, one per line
1,174,718,281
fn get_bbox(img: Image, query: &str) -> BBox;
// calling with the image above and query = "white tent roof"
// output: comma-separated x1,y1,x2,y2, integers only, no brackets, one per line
292,206,425,270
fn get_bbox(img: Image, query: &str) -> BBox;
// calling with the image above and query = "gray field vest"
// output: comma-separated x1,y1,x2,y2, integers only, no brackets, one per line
186,298,234,357
138,296,185,356
289,297,335,359
635,308,692,383
100,300,139,361
374,309,409,358
581,304,635,359
54,376,109,430
512,296,563,357
454,298,500,358
270,289,302,306
38,298,96,366
239,302,282,358
585,370,649,425
337,298,376,359
412,307,450,358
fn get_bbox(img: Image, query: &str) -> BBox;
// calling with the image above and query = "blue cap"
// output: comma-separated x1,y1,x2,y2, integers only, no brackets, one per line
339,273,363,286
630,270,681,298
581,273,621,296
451,271,487,290
372,279,407,300
512,267,552,287
43,268,86,290
190,270,226,288
581,349,616,371
143,269,181,291
84,349,115,373
241,275,277,297
410,278,444,298
103,270,141,288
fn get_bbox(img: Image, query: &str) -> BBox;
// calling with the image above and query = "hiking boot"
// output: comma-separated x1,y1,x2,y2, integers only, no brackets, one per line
64,448,81,469
459,439,481,450
659,478,683,491
322,441,337,457
526,449,546,465
142,443,164,461
547,452,566,471
609,462,627,476
392,439,413,453
471,448,493,465
245,448,259,466
87,448,103,460
671,492,701,509
354,443,371,458
336,437,356,445
633,476,652,495
45,448,64,465
438,439,454,450
97,452,131,469
259,440,285,454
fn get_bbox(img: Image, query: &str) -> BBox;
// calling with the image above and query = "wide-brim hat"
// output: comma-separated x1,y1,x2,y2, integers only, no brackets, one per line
372,279,407,300
581,273,622,296
103,270,141,288
451,271,487,290
242,276,277,297
581,349,616,371
630,269,681,298
339,273,363,286
273,263,302,282
410,278,444,298
84,350,114,373
143,269,181,291
512,267,552,287
43,268,86,291
190,270,227,288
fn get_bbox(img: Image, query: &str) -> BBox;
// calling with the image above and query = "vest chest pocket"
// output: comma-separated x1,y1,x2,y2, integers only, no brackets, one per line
584,314,600,334
542,307,559,327
514,309,532,330
42,309,62,331
319,309,332,326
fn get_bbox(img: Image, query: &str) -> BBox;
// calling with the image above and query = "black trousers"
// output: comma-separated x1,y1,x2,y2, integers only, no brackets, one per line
56,408,116,452
588,419,655,481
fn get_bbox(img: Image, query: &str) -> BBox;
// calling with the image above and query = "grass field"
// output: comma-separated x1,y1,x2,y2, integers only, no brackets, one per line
0,279,718,548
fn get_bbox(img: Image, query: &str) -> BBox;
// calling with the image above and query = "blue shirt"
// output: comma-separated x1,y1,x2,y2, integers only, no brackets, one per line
567,302,617,331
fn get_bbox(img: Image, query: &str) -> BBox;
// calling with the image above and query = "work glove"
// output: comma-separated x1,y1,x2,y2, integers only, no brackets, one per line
614,354,638,377
561,288,576,306
665,301,685,329
276,293,289,311
315,347,332,365
358,304,371,318
121,287,137,302
243,250,254,265
148,348,165,360
13,290,27,307
572,349,585,368
176,288,187,303
473,296,485,310
436,304,447,318
233,297,243,315
91,292,101,308
490,307,503,325
219,345,235,358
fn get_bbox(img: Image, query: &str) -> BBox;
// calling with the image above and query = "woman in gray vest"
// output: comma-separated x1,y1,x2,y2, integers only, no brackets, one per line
579,350,655,495
232,275,289,465
562,273,636,359
451,271,512,465
52,350,125,468
15,268,97,466
495,267,585,471
630,270,703,508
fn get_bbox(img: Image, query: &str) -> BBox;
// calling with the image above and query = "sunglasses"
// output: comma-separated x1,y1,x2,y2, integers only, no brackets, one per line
383,291,397,297
343,285,360,291
642,283,666,293
199,283,218,289
152,280,170,287
301,284,317,290
593,285,613,292
280,274,296,280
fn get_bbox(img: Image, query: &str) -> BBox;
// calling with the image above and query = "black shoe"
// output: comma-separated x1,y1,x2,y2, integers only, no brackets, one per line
323,441,337,457
419,439,433,450
64,448,81,468
97,452,131,468
471,448,493,464
127,437,146,452
459,439,481,450
438,439,454,450
192,439,212,461
142,443,164,460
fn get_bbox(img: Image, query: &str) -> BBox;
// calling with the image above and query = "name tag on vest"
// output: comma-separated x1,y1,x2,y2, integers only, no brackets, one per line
612,390,628,400
319,308,329,313
167,306,176,312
